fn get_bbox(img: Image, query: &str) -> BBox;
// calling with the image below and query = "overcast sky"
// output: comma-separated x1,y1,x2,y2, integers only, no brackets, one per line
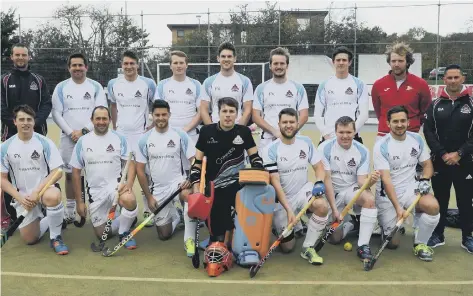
3,0,473,48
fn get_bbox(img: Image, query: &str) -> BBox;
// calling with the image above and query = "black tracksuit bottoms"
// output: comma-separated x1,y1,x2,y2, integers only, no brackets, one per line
431,159,473,238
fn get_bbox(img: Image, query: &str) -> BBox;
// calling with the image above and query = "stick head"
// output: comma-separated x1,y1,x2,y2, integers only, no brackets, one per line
249,266,259,278
90,242,106,252
74,216,86,227
192,252,200,269
101,247,113,257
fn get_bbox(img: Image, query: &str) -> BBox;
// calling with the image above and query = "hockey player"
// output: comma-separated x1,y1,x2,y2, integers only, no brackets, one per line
263,108,328,265
373,106,440,262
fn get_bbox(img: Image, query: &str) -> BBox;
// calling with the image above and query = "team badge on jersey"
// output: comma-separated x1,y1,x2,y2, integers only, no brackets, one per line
460,104,471,114
87,148,93,152
106,144,115,152
285,90,293,98
186,88,193,95
31,150,40,160
30,81,38,91
135,90,142,98
14,154,21,158
148,143,155,148
347,158,356,167
345,87,353,95
83,92,91,100
167,140,176,148
233,135,244,145
410,147,418,157
299,150,307,159
231,84,239,92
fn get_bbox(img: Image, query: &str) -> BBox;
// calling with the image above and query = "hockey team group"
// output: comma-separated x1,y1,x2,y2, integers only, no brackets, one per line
1,40,472,278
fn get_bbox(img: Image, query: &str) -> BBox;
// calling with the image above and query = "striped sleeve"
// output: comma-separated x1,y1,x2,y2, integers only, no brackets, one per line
262,142,279,173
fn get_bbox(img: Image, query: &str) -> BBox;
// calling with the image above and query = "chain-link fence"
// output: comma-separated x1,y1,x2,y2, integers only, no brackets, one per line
2,1,472,96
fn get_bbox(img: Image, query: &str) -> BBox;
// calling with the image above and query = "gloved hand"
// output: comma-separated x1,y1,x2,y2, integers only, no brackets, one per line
418,178,431,195
312,180,326,198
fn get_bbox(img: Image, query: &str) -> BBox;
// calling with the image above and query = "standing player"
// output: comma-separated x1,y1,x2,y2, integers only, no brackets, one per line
372,42,431,142
71,106,139,250
154,51,201,254
51,53,107,223
314,46,369,143
423,65,473,253
262,108,328,265
107,50,157,225
190,97,264,249
253,47,309,155
374,106,440,261
135,100,195,251
318,116,380,260
200,42,253,126
155,50,201,144
1,105,68,254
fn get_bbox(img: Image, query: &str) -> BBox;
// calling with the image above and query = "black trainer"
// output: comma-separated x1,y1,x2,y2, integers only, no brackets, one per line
356,244,372,261
427,232,445,248
461,235,473,254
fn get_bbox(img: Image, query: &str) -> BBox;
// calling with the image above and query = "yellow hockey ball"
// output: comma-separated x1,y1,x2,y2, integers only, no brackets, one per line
344,242,352,251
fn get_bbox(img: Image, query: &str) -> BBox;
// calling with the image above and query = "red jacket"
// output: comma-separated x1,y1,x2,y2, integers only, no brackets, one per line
372,72,432,135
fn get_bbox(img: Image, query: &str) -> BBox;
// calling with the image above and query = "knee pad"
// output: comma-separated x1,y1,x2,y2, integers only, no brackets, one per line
232,169,276,267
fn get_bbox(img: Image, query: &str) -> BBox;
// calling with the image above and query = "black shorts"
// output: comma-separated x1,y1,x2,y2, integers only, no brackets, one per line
205,181,241,238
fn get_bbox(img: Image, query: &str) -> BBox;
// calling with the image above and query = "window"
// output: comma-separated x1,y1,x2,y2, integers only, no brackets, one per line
177,30,185,38
297,18,310,31
219,28,232,42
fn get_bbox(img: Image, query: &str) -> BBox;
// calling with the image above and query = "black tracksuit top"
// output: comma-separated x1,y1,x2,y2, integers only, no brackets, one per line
423,86,473,164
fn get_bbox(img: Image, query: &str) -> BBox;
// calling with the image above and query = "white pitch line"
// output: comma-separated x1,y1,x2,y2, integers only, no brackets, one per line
2,272,473,286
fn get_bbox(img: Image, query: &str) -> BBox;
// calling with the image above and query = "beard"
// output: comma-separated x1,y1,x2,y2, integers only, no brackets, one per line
281,129,296,139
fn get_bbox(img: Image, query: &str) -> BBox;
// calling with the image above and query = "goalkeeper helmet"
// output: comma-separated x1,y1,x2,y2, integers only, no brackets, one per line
203,242,233,277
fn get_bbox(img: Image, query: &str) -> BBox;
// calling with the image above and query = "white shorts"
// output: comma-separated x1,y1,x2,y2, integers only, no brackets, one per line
376,181,419,235
12,185,59,229
273,182,314,235
327,183,362,222
88,186,119,228
181,133,199,172
13,202,44,229
60,135,76,173
150,179,183,227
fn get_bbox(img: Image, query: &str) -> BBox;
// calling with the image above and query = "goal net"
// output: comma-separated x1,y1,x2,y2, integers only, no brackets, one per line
157,62,268,88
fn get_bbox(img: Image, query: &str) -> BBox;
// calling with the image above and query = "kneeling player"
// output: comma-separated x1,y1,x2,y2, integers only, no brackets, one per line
190,98,264,253
1,105,68,254
71,106,139,250
374,106,440,261
136,100,195,247
318,116,380,260
263,108,328,265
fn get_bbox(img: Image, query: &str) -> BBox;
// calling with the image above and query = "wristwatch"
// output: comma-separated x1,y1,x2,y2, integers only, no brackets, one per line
457,149,463,158
81,128,89,135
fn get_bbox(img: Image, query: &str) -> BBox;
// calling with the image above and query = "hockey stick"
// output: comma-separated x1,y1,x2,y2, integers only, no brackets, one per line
364,193,422,271
102,187,183,257
73,175,87,227
90,152,133,252
315,174,372,252
249,194,319,278
192,156,207,269
2,169,63,246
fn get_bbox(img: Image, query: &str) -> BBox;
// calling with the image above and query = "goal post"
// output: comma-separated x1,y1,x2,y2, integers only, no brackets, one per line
157,62,268,87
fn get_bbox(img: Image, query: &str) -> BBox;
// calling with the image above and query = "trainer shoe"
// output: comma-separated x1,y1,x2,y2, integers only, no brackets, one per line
427,232,445,248
50,235,69,255
413,243,434,262
143,212,154,228
356,244,373,261
119,231,137,250
300,247,323,265
185,237,195,257
461,236,473,254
